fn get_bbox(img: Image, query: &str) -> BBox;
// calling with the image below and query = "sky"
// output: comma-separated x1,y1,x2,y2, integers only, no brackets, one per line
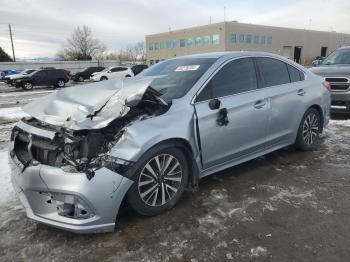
0,0,349,59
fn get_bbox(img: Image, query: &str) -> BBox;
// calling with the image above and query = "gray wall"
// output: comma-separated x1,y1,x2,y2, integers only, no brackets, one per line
0,60,123,74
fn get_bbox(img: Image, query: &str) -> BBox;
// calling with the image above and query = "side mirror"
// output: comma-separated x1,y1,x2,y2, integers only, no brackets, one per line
209,98,221,110
107,70,111,73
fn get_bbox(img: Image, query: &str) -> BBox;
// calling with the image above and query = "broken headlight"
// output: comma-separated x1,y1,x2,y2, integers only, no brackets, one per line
104,155,134,175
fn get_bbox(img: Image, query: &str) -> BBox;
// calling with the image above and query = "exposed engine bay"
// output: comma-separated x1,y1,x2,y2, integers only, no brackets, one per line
12,87,169,180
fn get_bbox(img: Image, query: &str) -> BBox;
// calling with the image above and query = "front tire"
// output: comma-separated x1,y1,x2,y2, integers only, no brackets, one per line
22,82,33,90
295,108,322,151
78,76,84,82
56,79,65,88
127,147,189,216
100,76,108,81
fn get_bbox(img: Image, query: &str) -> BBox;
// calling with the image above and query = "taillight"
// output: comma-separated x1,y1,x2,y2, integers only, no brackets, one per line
322,81,331,91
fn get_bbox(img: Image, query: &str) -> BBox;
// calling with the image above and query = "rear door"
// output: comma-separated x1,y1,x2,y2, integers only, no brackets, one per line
194,57,269,169
256,57,305,145
32,70,46,85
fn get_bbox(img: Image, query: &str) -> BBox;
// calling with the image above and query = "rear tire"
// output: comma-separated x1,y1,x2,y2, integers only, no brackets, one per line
22,82,33,91
126,147,189,216
295,108,322,151
125,74,131,77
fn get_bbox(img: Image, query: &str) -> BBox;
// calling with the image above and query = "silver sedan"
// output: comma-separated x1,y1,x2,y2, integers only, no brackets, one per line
9,52,331,233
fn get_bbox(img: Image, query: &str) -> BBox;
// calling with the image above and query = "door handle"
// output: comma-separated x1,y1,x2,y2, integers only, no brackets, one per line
297,89,306,96
254,99,266,109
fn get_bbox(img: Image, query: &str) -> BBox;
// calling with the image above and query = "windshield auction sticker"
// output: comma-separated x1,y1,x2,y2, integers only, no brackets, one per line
175,65,200,72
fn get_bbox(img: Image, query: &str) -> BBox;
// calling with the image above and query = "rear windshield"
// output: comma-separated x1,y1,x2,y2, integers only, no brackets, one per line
139,58,216,102
322,48,350,65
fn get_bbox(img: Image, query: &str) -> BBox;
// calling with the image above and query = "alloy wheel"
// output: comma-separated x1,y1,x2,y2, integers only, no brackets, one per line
57,80,64,87
138,154,183,207
24,82,32,90
302,112,319,145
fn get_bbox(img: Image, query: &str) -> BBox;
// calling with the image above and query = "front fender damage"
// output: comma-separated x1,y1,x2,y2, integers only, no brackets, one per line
12,77,170,181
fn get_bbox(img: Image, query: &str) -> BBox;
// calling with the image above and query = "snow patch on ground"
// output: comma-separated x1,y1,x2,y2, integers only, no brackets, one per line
329,119,350,127
250,246,267,257
0,107,28,122
0,150,15,206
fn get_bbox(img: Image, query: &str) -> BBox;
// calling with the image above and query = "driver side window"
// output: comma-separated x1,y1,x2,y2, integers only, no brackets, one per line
196,58,258,102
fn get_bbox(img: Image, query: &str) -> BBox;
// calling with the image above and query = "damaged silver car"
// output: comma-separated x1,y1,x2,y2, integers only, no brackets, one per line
9,52,331,233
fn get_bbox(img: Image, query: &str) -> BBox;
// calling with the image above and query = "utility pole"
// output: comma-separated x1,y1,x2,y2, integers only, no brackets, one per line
224,6,226,22
9,24,16,62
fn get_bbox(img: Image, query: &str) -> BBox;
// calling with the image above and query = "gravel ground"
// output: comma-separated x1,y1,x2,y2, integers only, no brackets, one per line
0,81,350,261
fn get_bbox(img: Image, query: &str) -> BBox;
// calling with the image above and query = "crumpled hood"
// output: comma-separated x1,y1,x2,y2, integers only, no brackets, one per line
23,76,157,130
309,65,350,77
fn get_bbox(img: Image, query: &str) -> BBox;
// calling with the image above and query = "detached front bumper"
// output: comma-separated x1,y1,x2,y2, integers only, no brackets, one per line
9,148,133,234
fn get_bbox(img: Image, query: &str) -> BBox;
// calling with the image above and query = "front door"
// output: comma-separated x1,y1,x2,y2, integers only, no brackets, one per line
194,58,269,169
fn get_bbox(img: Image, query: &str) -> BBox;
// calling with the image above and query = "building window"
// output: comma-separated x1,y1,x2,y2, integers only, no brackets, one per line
267,36,272,44
254,35,259,44
239,34,245,43
203,35,210,45
212,34,220,45
261,36,266,44
187,38,193,48
149,43,154,51
154,43,159,50
195,36,202,47
166,41,172,49
180,39,186,47
230,33,237,43
246,35,252,44
172,40,178,48
160,41,165,49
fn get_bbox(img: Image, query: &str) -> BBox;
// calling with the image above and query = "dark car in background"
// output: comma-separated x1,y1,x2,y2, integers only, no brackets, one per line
71,66,105,82
131,64,148,76
6,69,37,86
310,46,350,114
15,69,70,90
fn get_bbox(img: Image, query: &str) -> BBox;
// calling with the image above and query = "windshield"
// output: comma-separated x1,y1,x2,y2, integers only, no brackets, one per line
139,58,217,102
322,48,350,65
22,69,36,75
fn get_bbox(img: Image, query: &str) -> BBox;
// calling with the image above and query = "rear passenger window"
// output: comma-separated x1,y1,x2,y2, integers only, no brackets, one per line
197,58,257,101
257,58,290,87
287,64,302,82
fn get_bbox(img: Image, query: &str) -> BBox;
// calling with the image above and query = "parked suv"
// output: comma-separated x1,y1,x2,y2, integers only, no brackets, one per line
15,69,69,90
310,46,350,114
71,66,105,82
90,66,134,81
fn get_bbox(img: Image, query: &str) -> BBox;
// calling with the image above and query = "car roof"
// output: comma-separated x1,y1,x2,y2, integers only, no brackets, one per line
170,51,289,61
338,46,350,50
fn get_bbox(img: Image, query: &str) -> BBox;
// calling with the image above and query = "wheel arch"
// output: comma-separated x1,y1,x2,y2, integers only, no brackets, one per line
308,104,324,132
140,138,199,190
122,138,199,191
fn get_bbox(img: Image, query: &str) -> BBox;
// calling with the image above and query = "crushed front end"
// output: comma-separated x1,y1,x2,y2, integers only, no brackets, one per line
9,118,135,233
8,78,169,233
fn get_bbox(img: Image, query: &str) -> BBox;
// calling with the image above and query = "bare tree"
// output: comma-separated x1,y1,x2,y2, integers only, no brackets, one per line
102,42,147,64
134,42,146,64
124,42,147,64
57,25,106,60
